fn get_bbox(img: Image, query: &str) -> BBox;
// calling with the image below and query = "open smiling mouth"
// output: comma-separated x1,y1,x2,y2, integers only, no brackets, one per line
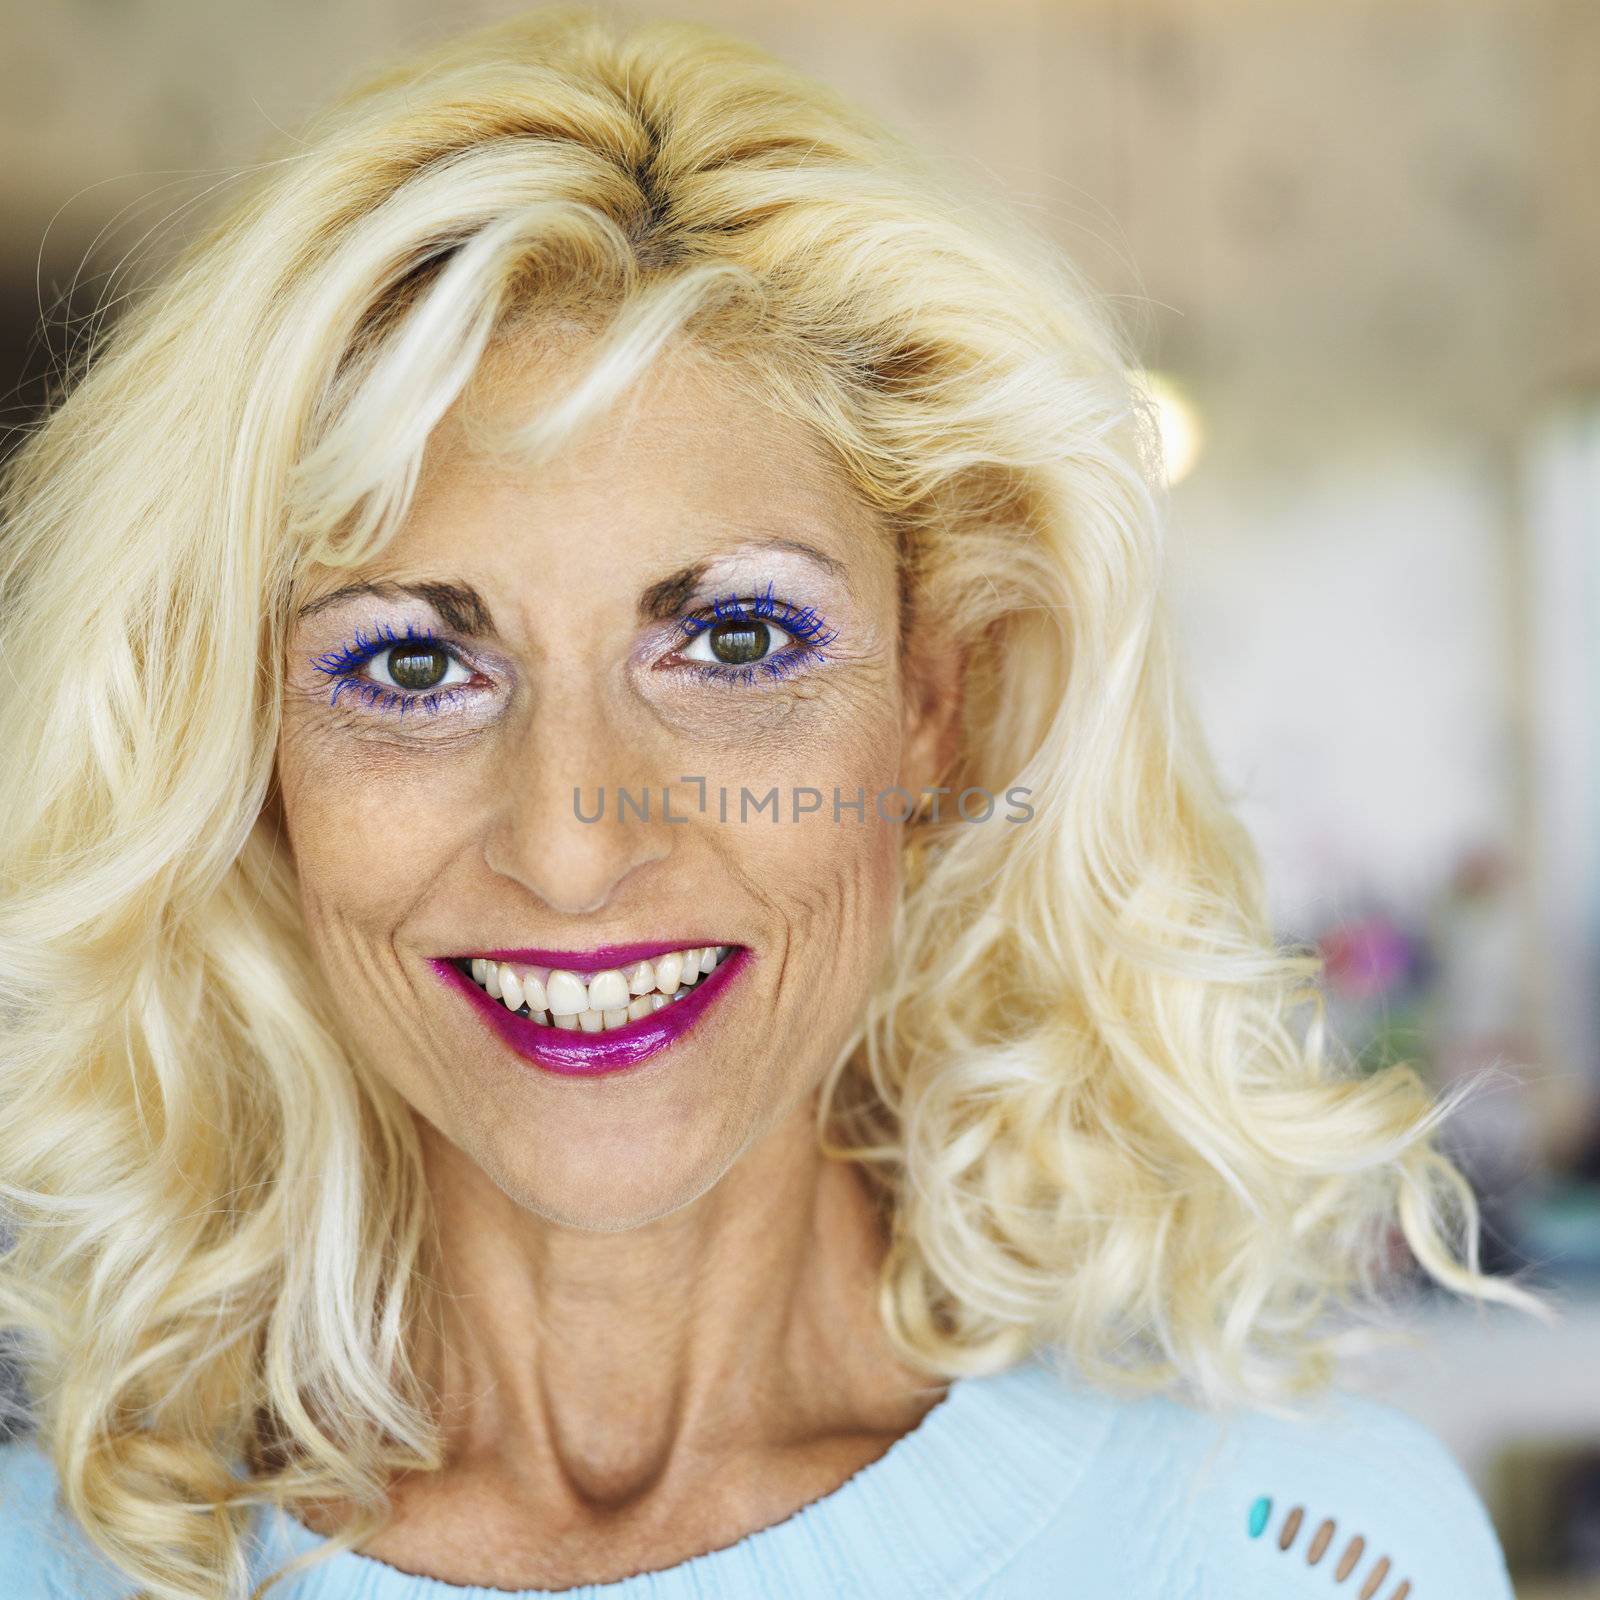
426,944,748,1077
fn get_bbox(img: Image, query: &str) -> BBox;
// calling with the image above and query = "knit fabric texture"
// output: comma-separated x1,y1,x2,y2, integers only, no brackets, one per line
0,1353,1514,1598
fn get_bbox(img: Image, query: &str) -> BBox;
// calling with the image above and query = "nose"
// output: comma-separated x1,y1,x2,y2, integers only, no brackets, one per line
480,688,674,918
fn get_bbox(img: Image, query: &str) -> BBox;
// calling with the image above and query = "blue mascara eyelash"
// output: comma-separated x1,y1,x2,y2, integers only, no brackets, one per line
308,621,472,718
677,582,838,686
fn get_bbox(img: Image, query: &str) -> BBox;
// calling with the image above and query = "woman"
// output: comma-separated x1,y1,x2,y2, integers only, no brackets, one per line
0,9,1539,1598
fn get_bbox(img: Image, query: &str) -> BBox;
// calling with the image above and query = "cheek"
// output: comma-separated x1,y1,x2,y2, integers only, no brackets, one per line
767,818,900,988
275,724,476,947
698,692,907,984
727,801,901,1094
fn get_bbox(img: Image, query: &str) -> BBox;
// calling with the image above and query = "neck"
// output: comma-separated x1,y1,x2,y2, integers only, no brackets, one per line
411,1092,926,1505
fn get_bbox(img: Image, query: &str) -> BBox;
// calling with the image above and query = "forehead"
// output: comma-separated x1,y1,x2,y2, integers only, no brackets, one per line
384,333,882,569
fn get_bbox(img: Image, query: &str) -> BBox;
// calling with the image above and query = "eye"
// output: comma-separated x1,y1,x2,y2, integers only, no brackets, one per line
680,615,797,668
362,641,473,695
664,587,839,689
307,621,481,717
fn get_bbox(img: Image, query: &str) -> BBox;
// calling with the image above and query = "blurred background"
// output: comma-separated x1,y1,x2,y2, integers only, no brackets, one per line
3,0,1597,1590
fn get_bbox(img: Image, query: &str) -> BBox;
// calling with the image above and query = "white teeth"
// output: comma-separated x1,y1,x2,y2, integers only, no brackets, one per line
499,966,524,1012
587,969,629,1011
546,969,588,1017
465,946,733,1033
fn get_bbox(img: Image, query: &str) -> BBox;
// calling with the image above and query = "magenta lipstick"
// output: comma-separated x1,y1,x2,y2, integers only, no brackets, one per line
428,946,748,1077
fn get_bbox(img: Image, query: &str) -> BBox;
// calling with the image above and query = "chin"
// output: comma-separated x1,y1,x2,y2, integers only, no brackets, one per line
455,1109,759,1232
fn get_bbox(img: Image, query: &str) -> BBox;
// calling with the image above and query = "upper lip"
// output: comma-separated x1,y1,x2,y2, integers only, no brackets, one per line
451,941,736,973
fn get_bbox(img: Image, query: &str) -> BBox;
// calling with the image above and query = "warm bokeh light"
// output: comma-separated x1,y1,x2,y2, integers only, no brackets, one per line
1138,367,1204,486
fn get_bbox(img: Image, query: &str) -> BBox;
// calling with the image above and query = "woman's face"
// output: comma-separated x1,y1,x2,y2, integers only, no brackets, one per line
275,338,958,1228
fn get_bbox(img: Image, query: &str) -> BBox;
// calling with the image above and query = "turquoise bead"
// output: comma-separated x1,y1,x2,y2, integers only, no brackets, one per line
1247,1496,1271,1538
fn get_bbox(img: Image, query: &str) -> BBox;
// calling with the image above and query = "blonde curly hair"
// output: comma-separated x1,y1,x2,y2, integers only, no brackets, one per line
0,8,1541,1597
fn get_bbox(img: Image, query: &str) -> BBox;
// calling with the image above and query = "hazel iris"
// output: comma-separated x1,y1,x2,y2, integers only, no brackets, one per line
706,619,770,666
387,645,451,691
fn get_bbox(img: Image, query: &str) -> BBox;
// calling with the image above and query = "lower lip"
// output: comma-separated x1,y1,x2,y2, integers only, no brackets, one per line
426,950,749,1077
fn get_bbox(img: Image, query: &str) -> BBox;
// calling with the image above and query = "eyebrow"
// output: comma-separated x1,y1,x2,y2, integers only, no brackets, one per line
638,537,849,622
295,580,496,636
294,536,850,632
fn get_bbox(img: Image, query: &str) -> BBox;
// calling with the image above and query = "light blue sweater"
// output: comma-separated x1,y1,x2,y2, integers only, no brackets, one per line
0,1354,1513,1598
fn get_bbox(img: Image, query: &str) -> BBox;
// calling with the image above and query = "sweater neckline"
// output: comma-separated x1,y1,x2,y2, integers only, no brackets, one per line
258,1355,1112,1600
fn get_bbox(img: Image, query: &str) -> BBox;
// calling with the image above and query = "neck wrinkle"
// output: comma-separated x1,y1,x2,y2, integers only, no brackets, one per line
410,1089,911,1507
